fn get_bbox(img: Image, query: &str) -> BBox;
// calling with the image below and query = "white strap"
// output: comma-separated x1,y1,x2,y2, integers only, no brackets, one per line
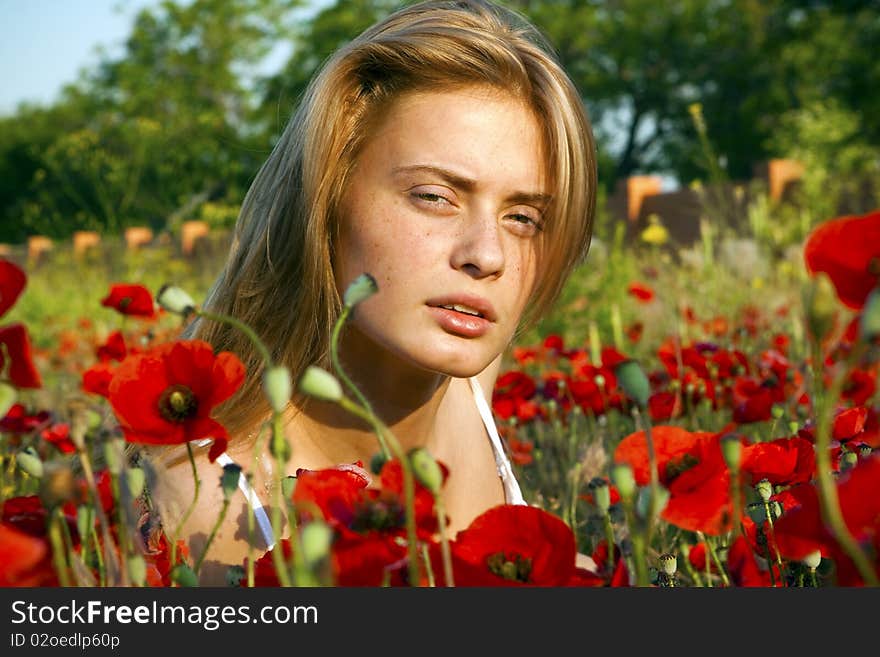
468,377,526,506
195,440,276,550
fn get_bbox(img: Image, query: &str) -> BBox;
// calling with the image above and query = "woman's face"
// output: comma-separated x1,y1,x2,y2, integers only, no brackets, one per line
334,85,549,378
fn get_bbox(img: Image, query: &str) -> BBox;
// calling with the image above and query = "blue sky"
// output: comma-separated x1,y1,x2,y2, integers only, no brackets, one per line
0,0,162,113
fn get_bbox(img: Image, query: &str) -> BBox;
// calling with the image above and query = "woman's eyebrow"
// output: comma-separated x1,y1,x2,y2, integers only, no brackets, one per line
391,164,551,206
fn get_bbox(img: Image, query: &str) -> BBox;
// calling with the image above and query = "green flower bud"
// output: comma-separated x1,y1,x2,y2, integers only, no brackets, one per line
788,421,800,434
0,382,16,419
636,484,670,519
771,404,785,419
610,463,636,501
77,506,94,543
588,477,611,513
409,447,443,495
840,450,858,472
659,553,677,576
103,437,126,475
156,284,196,316
16,447,43,479
262,366,292,414
128,554,147,587
301,520,334,567
221,463,242,499
593,374,606,388
171,563,199,587
755,479,773,503
343,273,378,308
801,550,822,570
298,366,343,402
370,451,389,475
127,468,146,498
86,409,103,432
281,475,297,500
720,434,742,471
614,360,651,408
270,431,291,464
860,287,880,341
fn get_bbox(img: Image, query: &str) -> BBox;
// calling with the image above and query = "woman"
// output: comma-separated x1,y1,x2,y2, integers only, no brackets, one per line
150,0,596,585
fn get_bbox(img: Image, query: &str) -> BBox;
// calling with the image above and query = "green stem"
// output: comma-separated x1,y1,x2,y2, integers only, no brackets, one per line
48,508,71,587
705,537,730,587
635,408,661,543
170,443,200,578
77,447,121,585
329,306,390,459
91,526,106,587
762,501,785,585
421,543,436,587
339,396,421,586
811,343,879,586
194,497,230,575
269,414,292,587
602,512,615,570
197,310,272,365
434,495,454,587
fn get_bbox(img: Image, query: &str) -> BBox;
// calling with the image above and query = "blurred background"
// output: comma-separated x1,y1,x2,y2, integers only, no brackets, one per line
1,0,878,364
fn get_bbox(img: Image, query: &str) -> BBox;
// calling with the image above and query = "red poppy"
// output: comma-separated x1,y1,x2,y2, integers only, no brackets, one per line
0,523,56,586
107,340,245,462
508,437,534,466
774,456,880,584
648,391,681,421
842,369,876,406
82,362,117,398
731,376,775,424
492,371,537,420
804,209,880,310
726,535,772,587
833,406,868,442
446,505,576,586
627,281,654,303
101,283,156,318
0,258,26,319
0,403,50,435
625,321,644,343
589,539,630,586
0,323,42,388
41,423,76,454
96,330,127,362
741,436,815,487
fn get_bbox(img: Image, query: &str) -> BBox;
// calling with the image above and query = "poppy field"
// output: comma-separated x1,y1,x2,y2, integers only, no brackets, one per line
1,209,879,587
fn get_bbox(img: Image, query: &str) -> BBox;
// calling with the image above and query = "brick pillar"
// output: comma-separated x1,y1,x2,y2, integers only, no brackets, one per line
767,159,805,202
181,220,210,256
125,226,154,251
27,235,53,263
626,175,663,222
73,230,101,257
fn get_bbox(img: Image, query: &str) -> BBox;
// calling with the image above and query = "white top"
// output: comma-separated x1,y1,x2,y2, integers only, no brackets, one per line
203,376,525,550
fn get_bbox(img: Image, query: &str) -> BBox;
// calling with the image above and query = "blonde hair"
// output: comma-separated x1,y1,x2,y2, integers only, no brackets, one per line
187,0,597,444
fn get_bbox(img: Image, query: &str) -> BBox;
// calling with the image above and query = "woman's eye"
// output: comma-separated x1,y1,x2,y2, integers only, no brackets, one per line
507,212,544,235
415,192,449,205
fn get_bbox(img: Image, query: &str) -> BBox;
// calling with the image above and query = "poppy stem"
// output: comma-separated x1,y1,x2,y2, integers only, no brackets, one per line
196,310,272,366
194,496,230,575
434,494,454,587
170,442,201,576
48,507,72,587
78,447,121,585
810,342,879,586
329,305,391,460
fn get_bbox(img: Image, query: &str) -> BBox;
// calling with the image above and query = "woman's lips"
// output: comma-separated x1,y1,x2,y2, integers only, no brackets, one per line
426,305,492,337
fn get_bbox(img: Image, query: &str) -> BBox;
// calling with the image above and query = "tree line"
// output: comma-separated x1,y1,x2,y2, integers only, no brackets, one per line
1,0,878,243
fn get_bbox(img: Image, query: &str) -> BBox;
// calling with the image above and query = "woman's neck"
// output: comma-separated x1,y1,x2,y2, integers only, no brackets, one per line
285,331,455,468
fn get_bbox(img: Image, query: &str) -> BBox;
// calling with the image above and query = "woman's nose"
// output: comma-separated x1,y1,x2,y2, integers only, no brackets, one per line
449,211,505,279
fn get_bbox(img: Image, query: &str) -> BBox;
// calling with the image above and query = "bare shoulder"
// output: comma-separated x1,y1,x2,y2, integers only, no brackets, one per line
145,444,274,585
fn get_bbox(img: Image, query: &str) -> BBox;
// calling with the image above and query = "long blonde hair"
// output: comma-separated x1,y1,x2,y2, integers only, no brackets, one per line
187,0,597,445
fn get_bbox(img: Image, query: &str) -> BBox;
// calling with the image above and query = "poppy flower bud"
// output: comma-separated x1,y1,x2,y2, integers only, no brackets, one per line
301,520,334,568
588,477,611,513
281,475,297,500
0,381,16,419
840,450,858,472
299,366,343,402
262,366,292,413
171,563,199,587
610,463,636,501
127,468,146,499
128,554,147,587
593,374,606,388
636,484,669,520
614,360,651,408
156,284,196,316
343,273,378,308
370,451,389,475
755,479,773,503
771,404,785,419
801,550,822,570
659,553,677,576
221,463,242,499
720,434,742,471
860,287,880,341
16,447,43,479
103,437,126,475
77,506,94,544
409,447,443,495
803,273,838,342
